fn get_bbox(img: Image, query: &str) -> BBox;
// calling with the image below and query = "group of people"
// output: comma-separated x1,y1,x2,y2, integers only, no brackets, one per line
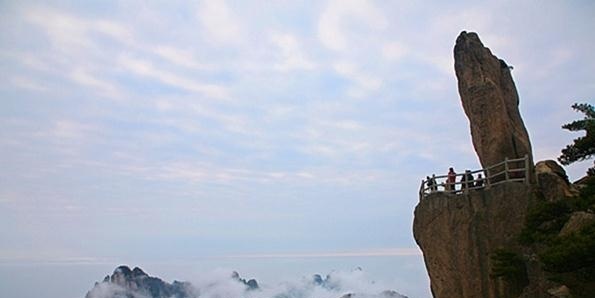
425,167,485,193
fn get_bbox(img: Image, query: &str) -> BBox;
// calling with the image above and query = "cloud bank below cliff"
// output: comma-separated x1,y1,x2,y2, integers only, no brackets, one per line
87,267,408,298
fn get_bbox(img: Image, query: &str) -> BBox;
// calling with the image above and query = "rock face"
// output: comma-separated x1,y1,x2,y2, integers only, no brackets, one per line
413,183,533,298
413,157,587,297
454,31,533,170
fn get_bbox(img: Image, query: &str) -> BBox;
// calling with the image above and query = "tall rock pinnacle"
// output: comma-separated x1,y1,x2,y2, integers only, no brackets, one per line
454,31,533,169
413,31,577,298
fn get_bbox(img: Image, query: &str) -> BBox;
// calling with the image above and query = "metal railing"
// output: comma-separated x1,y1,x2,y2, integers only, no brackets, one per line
419,155,530,199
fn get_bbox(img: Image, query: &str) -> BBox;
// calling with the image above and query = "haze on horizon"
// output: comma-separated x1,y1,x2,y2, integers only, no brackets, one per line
1,1,594,298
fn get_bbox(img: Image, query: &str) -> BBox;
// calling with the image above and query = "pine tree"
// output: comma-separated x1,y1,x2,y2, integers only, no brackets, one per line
558,103,595,175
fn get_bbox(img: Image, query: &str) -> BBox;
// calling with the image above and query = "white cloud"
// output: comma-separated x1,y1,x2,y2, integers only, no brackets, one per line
198,0,242,44
51,120,98,140
86,282,151,298
271,33,316,72
318,0,388,51
152,45,211,70
225,248,422,258
8,76,48,92
527,46,574,80
69,68,123,98
25,8,91,51
381,42,408,61
92,19,133,42
118,56,228,99
26,8,132,52
333,61,382,96
20,8,136,101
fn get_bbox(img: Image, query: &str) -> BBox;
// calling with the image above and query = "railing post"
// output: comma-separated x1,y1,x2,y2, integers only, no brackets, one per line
485,168,490,189
524,154,530,185
504,157,510,181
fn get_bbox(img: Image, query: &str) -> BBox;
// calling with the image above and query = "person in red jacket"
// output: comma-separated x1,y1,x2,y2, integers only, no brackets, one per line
447,167,456,192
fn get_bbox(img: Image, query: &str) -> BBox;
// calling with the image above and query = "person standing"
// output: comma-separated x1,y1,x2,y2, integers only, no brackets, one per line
447,167,456,192
460,171,468,190
475,173,485,188
465,170,474,189
426,176,434,193
431,174,438,192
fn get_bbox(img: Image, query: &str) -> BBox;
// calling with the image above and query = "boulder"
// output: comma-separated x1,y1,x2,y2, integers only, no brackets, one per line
535,160,577,201
454,31,533,172
547,285,571,298
535,160,569,182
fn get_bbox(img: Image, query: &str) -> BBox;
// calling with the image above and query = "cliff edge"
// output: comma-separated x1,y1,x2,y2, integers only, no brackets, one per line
414,183,533,297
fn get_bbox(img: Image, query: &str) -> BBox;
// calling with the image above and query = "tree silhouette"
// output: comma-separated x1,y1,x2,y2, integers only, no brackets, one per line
558,103,595,175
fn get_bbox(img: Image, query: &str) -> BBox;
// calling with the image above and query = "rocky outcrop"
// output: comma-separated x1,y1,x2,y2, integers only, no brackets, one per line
535,160,577,201
413,183,534,298
454,31,533,172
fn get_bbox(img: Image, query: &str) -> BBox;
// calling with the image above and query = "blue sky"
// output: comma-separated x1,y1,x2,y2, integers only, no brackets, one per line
0,0,594,295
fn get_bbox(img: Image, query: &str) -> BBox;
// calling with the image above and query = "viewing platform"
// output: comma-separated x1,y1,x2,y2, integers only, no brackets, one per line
419,155,531,200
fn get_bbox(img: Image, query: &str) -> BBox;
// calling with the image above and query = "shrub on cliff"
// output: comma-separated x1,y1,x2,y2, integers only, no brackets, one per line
519,199,571,245
540,221,595,273
490,249,528,295
519,175,595,297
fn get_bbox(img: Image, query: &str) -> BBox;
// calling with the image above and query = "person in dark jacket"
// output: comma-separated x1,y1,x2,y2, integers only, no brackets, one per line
466,170,474,188
426,176,434,193
475,173,485,187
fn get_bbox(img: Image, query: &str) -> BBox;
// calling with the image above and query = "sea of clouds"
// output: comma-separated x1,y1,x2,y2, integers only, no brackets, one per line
87,267,409,298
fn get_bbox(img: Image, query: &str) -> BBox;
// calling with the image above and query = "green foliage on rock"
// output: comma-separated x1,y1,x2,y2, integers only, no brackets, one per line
491,249,528,280
490,249,529,296
519,176,595,297
540,222,595,273
520,175,595,245
541,220,595,298
519,200,571,245
575,175,595,211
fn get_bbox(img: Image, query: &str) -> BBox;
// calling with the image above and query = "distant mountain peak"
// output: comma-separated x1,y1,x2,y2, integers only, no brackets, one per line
132,267,147,277
86,266,261,298
86,265,195,298
86,266,406,298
